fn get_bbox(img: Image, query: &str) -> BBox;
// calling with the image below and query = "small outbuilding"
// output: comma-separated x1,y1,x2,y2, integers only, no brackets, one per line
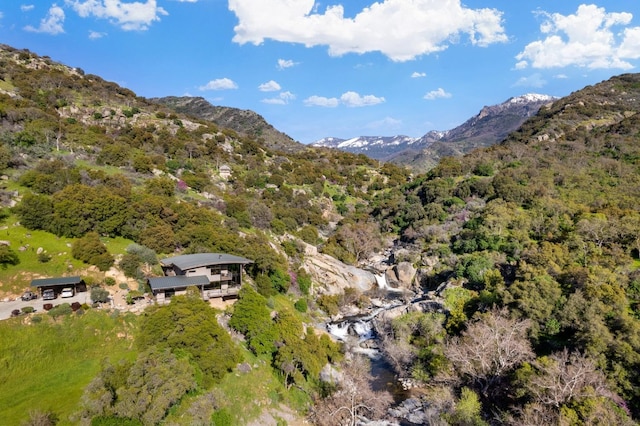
148,253,253,303
30,276,85,297
219,164,232,180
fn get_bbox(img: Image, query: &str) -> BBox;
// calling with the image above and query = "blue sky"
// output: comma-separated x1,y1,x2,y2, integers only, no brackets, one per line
2,1,640,143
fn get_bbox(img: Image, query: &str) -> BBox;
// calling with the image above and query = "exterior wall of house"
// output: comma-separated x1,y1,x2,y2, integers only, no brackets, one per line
182,264,241,285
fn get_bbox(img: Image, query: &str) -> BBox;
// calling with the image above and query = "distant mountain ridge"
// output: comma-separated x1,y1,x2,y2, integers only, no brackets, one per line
312,94,557,170
151,96,304,154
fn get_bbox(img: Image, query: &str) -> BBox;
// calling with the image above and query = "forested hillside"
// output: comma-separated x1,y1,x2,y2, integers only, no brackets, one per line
1,43,640,425
369,73,640,424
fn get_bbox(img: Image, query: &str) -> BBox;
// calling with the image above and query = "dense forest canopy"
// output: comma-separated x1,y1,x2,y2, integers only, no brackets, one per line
0,44,639,425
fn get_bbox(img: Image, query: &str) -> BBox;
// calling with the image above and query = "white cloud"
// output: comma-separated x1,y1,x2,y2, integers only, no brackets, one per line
229,0,507,62
304,91,385,107
513,73,547,88
618,27,640,60
66,0,168,31
423,88,451,100
367,116,402,130
277,58,297,69
199,78,238,91
411,72,426,78
89,30,107,39
554,73,568,79
304,95,339,107
21,5,35,12
341,91,385,107
262,91,296,105
24,4,65,34
258,80,281,92
516,4,640,70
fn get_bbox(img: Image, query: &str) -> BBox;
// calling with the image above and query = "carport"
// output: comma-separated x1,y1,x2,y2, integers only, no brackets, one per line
30,276,85,297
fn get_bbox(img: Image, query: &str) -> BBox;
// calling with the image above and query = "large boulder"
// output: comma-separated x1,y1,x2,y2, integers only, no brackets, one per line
303,252,377,295
385,261,417,289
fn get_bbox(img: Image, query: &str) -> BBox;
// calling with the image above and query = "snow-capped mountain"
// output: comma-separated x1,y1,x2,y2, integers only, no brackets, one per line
311,94,557,165
312,135,430,160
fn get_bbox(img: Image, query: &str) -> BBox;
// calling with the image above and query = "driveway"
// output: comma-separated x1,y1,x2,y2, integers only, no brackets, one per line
0,291,92,320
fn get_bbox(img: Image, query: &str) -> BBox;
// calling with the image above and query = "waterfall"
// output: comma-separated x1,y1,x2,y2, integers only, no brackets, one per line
327,318,374,342
327,321,350,340
375,273,407,295
375,273,388,289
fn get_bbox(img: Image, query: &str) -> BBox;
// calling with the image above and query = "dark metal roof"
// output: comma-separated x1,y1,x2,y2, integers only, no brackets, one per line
148,275,210,291
160,253,253,271
30,276,83,288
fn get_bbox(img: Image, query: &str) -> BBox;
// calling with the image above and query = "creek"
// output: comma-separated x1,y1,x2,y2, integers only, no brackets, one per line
325,274,413,402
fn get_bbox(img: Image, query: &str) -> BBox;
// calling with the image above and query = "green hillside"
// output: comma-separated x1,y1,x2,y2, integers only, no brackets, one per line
1,43,640,425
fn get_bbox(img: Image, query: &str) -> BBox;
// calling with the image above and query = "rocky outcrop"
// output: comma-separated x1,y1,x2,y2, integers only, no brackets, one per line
303,252,377,295
385,261,416,289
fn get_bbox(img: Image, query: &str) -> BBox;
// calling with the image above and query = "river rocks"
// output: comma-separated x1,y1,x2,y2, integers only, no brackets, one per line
387,398,431,425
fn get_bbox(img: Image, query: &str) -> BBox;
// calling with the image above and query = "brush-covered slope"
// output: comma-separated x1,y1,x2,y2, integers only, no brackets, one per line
151,95,304,153
368,73,640,421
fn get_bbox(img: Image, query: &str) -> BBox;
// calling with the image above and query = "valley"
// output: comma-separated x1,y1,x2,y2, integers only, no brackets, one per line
0,44,639,425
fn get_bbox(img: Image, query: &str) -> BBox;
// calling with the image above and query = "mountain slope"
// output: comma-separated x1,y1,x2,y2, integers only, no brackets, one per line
151,96,304,153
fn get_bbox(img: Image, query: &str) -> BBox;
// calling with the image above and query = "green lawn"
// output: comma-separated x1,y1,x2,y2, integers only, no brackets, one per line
0,310,138,425
0,217,135,295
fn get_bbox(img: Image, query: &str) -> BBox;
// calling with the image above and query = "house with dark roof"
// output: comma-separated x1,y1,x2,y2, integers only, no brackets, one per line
148,253,252,303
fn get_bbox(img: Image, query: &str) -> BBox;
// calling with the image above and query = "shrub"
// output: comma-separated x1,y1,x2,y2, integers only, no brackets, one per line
22,306,35,314
91,287,110,303
71,232,114,271
211,408,234,426
294,298,308,313
48,303,73,319
317,294,340,317
297,269,312,295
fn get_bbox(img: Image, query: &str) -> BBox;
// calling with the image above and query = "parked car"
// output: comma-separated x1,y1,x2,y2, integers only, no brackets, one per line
20,291,37,301
61,287,74,298
42,289,55,300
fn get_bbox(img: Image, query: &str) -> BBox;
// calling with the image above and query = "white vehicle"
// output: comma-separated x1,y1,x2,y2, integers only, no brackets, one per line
61,287,74,298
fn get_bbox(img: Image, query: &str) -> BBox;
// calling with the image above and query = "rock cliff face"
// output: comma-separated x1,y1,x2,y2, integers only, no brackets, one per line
303,252,377,295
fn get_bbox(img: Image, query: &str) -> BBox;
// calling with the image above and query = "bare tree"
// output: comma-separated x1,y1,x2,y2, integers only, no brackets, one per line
506,403,559,426
337,221,382,264
444,307,534,395
21,410,58,426
526,348,608,407
310,355,393,426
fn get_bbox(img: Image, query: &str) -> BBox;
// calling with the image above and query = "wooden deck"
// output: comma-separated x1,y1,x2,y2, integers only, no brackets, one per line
203,286,240,299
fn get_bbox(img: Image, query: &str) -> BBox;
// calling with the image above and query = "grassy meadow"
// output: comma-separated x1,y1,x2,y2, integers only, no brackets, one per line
0,215,135,296
0,310,138,425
